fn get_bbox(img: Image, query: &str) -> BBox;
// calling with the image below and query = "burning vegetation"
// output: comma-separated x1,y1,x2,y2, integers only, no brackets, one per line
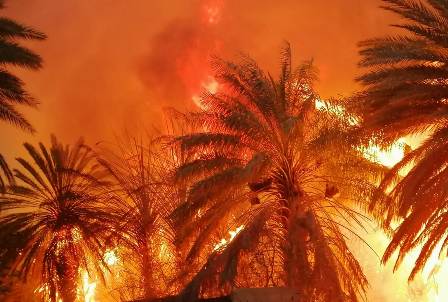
2,0,448,301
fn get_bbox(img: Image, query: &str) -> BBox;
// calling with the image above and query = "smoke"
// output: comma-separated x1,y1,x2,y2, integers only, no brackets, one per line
1,0,398,147
138,0,223,110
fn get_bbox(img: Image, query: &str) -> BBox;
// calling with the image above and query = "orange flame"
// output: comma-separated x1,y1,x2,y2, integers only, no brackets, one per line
213,225,244,251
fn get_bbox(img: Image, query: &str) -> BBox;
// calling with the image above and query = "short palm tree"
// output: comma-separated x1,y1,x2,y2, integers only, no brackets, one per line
97,137,179,300
354,0,448,280
172,43,379,302
0,136,117,302
0,0,46,132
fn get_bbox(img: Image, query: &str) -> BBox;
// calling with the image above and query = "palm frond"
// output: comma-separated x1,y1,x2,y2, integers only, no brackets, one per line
0,100,34,132
356,1,448,276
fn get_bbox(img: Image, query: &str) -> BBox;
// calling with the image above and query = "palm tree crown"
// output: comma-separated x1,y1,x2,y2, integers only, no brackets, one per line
0,1,46,132
355,0,448,280
0,136,117,302
173,43,378,302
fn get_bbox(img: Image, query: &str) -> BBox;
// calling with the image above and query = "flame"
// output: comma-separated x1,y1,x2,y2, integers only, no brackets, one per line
213,225,244,251
358,135,448,301
361,138,406,168
34,283,63,302
79,270,96,302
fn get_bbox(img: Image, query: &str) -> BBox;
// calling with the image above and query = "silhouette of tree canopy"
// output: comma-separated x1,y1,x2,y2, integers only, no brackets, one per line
0,0,46,132
354,0,448,280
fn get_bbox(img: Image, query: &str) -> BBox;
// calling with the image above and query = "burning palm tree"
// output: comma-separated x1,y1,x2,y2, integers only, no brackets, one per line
0,0,46,132
98,136,180,300
0,136,118,302
172,43,379,301
354,0,448,280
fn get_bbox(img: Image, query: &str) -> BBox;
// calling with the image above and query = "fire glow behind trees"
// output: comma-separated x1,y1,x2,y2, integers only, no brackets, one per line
1,1,448,302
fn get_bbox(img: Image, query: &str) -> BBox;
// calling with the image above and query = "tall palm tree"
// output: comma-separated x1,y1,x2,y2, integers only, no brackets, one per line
172,43,379,302
0,136,118,302
97,136,179,300
0,0,46,132
354,0,448,280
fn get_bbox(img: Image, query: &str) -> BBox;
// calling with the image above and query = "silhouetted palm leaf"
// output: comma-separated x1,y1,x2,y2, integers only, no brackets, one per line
355,0,448,280
0,153,13,194
0,4,46,132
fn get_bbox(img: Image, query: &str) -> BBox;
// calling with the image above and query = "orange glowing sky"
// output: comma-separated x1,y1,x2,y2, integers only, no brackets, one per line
1,0,399,160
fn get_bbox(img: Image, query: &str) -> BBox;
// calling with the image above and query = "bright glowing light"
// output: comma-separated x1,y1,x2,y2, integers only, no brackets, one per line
213,225,244,251
79,270,96,302
203,76,219,94
356,229,448,302
103,249,118,266
361,139,405,168
356,141,448,302
315,99,359,125
34,283,62,302
192,76,219,109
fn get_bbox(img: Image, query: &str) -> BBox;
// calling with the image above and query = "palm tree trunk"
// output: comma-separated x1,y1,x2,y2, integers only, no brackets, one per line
141,236,154,299
285,195,312,297
56,253,78,302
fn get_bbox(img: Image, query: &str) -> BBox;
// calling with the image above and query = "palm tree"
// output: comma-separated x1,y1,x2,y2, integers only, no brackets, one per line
354,0,448,280
0,136,118,302
0,0,46,132
172,43,379,302
97,136,180,300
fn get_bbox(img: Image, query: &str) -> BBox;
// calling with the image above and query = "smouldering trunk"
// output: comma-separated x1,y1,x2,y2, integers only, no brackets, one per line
56,253,78,302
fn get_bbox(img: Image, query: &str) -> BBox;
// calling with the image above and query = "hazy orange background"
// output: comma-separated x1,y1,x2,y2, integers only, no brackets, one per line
0,0,398,160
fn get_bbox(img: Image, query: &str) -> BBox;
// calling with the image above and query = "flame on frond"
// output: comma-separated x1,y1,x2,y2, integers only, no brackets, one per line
213,225,244,252
361,138,405,168
78,270,96,302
